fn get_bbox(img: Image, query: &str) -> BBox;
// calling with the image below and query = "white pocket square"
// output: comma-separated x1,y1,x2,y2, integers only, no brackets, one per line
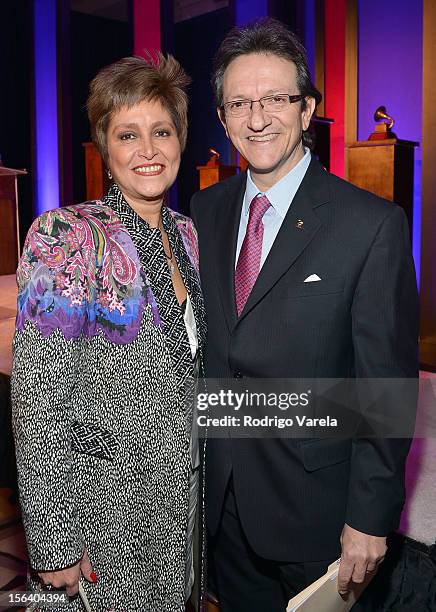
303,274,322,283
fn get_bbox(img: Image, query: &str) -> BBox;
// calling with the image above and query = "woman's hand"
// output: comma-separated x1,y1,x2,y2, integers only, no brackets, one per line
38,549,97,596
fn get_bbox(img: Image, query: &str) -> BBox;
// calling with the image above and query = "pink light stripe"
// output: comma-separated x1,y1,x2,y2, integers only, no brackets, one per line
133,0,161,56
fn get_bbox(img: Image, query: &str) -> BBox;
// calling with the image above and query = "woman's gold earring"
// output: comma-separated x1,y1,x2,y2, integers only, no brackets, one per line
107,169,113,180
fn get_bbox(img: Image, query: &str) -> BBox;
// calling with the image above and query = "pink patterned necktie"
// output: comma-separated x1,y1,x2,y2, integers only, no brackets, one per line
235,194,271,316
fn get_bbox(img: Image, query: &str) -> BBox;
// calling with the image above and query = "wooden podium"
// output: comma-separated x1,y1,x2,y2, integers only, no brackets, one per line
196,162,238,190
346,138,418,234
197,149,238,190
0,166,27,275
82,142,110,201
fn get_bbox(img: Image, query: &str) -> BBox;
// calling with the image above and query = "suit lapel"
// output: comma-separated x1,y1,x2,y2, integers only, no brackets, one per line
238,159,330,320
214,173,246,331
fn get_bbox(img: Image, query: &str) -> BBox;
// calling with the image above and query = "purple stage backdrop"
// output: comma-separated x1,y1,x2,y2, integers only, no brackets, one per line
358,0,423,282
33,0,59,215
234,0,268,25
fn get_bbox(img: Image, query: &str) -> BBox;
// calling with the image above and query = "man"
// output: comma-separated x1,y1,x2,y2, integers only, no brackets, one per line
190,18,419,612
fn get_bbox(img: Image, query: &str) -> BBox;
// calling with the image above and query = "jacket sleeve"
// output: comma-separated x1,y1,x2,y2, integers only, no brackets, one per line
11,211,85,570
345,205,419,536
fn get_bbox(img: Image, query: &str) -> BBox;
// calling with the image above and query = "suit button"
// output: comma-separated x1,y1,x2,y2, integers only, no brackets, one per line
233,371,243,378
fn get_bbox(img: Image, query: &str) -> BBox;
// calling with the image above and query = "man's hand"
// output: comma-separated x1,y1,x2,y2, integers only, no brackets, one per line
338,523,386,595
38,549,97,596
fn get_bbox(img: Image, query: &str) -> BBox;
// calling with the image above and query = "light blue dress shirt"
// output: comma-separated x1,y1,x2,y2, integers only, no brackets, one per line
236,148,312,269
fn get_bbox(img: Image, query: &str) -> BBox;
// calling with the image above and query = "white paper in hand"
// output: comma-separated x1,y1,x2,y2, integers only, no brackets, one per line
287,559,373,612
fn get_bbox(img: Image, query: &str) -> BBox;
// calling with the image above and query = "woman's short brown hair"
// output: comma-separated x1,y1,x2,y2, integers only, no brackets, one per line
87,53,191,165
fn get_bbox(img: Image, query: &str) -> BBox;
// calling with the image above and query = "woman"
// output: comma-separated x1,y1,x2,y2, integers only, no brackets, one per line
12,53,206,611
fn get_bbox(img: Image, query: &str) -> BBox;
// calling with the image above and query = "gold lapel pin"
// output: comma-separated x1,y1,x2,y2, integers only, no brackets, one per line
296,219,304,229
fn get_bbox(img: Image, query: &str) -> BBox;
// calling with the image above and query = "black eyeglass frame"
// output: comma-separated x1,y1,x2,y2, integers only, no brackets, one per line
221,94,305,115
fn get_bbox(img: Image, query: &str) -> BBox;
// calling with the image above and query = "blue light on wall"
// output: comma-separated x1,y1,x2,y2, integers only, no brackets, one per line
34,0,59,215
305,0,316,82
234,0,268,26
358,0,423,284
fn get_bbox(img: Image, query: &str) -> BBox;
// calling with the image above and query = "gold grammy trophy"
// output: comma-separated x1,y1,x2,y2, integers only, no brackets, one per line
346,105,418,236
369,106,396,140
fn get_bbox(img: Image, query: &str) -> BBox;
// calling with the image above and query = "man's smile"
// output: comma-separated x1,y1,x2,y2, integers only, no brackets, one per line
246,133,279,142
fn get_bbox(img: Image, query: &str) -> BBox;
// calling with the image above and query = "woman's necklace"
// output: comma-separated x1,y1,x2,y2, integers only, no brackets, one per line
162,238,175,276
158,216,175,276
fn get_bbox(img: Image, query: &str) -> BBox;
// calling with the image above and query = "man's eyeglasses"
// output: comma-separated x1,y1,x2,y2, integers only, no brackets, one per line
222,94,305,117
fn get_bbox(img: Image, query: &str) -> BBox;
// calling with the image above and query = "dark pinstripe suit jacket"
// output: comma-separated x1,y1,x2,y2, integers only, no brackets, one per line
190,157,419,562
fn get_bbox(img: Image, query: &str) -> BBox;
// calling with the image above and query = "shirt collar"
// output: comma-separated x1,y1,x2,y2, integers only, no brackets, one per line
244,147,311,219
